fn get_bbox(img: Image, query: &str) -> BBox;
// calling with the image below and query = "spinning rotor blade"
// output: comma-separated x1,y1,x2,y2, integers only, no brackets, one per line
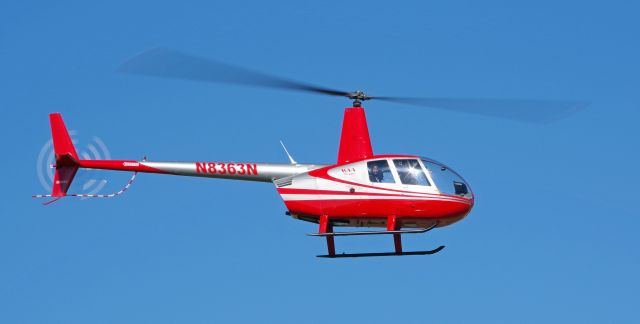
119,47,351,97
373,97,586,123
121,48,585,123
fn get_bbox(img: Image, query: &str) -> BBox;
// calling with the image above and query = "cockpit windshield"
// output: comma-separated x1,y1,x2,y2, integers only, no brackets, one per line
393,159,430,186
421,159,473,198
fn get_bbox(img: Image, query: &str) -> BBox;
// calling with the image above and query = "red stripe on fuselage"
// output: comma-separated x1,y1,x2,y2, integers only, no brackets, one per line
277,188,472,204
283,198,473,220
307,166,474,204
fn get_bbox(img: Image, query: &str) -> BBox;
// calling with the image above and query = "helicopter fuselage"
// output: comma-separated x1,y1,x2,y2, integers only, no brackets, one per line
277,155,474,229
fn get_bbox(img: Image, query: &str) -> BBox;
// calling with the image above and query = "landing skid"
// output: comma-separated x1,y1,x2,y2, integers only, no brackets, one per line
308,222,438,237
312,215,443,258
317,246,445,258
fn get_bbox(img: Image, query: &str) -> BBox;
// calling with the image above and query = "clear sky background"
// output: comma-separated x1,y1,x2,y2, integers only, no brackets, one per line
1,1,639,323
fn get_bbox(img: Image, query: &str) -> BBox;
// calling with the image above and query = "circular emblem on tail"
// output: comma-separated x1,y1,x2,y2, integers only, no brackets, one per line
36,131,111,198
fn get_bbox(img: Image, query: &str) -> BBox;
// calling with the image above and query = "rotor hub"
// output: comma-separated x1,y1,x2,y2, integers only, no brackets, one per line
347,91,371,107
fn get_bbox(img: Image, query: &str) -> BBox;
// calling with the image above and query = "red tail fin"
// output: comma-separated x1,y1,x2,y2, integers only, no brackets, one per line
49,113,80,197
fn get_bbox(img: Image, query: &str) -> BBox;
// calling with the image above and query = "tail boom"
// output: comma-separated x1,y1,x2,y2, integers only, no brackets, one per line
40,113,323,202
78,160,323,182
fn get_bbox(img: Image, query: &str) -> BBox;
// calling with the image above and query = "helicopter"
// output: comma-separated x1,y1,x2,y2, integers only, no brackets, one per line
34,48,584,258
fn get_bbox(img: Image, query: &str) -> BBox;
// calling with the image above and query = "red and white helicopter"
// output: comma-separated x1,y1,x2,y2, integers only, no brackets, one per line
35,49,583,258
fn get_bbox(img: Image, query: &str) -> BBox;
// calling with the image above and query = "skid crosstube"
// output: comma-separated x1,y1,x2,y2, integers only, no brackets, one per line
312,215,442,258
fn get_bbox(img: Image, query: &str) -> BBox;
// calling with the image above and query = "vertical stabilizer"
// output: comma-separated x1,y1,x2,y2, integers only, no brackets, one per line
49,113,80,197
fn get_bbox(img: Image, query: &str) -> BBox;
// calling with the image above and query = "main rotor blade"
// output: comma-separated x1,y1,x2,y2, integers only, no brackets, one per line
374,97,587,123
119,48,351,97
120,48,584,123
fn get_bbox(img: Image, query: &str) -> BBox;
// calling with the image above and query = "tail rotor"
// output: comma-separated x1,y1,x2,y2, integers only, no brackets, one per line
34,113,137,205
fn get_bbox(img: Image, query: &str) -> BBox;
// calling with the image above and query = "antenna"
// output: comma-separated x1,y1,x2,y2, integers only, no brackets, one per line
279,140,297,164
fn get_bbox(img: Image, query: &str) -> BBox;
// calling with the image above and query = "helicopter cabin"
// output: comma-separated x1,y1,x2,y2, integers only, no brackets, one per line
278,155,474,228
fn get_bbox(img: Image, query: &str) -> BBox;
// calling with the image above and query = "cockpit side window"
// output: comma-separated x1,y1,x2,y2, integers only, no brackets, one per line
367,160,396,184
393,159,431,186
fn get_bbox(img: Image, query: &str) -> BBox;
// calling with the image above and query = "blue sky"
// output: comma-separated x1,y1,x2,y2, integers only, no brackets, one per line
1,0,639,323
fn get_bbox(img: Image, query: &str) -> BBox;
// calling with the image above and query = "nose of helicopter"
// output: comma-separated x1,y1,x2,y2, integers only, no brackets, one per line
451,195,474,217
420,157,474,206
428,195,474,227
